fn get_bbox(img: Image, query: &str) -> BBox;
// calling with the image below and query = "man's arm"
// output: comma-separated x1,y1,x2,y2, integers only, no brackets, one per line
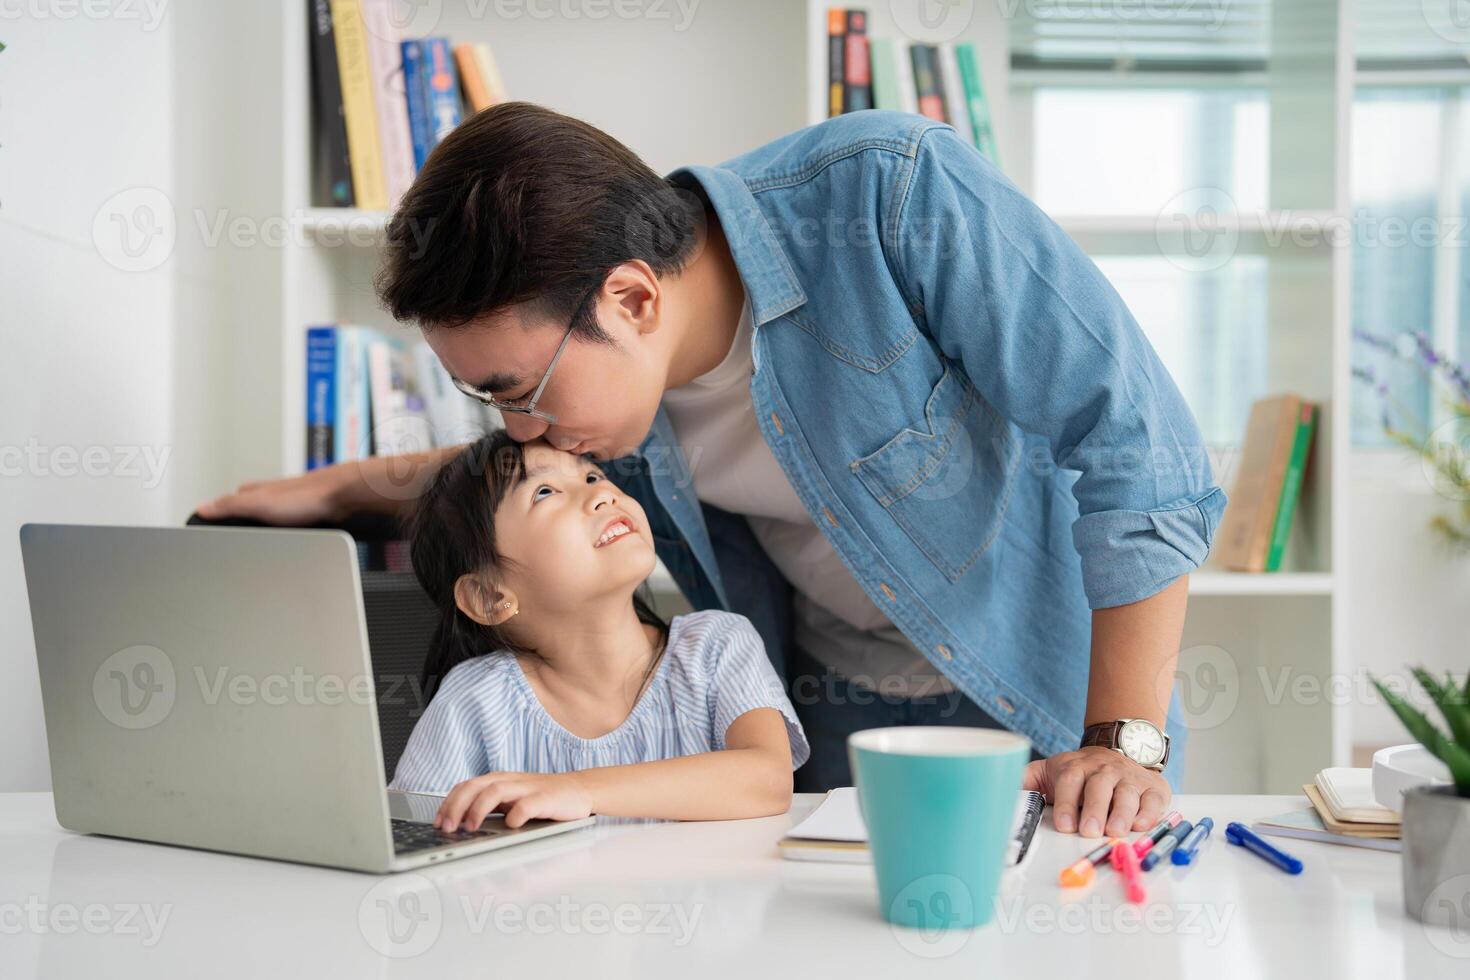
1024,575,1188,838
890,124,1223,834
195,445,464,525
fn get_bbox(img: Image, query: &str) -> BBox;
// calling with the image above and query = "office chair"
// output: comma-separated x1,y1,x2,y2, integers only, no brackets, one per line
184,512,433,781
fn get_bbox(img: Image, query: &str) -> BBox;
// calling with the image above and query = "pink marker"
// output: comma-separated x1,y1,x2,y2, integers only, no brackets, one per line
1110,840,1147,903
1132,811,1183,858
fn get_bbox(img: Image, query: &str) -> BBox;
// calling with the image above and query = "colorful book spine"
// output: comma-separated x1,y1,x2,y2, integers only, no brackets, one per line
334,327,374,462
910,44,947,123
359,0,416,204
327,0,387,210
1265,402,1318,571
955,42,1000,165
455,42,492,113
892,38,918,114
473,42,508,103
400,40,432,170
422,37,463,148
937,44,973,146
827,8,846,117
307,0,353,206
843,9,871,112
306,327,338,470
868,37,899,111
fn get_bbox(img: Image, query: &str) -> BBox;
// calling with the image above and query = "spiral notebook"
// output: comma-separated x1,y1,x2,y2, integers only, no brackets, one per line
778,788,1045,867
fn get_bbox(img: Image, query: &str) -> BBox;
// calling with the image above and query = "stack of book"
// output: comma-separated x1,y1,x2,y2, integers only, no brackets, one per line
308,0,508,209
1254,768,1401,852
825,7,999,165
305,326,502,472
1213,393,1319,572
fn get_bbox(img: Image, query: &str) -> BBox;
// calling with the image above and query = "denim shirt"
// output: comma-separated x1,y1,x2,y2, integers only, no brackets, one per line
604,111,1225,783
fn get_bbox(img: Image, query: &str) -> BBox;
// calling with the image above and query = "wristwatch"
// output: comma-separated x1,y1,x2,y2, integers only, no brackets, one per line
1080,719,1171,771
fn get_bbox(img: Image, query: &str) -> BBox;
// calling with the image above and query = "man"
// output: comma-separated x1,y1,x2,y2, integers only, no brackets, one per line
200,103,1225,840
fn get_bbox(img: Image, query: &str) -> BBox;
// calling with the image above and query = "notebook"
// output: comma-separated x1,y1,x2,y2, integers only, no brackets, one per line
1314,767,1400,825
1254,803,1401,853
778,788,1044,867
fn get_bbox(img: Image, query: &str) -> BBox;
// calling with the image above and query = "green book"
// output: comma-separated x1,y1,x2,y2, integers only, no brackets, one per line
1265,402,1317,572
869,37,901,111
955,42,999,165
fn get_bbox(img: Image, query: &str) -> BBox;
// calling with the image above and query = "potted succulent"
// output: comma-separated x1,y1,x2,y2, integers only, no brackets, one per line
1371,669,1470,927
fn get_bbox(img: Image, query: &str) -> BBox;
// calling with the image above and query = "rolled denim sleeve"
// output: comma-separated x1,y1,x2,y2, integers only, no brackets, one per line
890,125,1227,609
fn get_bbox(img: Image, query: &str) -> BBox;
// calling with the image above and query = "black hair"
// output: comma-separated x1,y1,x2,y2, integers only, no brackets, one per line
376,102,702,339
405,429,670,701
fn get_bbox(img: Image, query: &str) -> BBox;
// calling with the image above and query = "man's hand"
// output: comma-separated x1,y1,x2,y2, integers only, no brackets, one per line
1022,746,1169,838
435,772,594,830
195,465,356,526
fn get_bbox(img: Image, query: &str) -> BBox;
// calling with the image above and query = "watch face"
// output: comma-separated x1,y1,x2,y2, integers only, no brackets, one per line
1117,720,1166,767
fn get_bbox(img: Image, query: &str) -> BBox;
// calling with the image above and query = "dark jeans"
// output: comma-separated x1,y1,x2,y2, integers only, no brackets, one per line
786,644,1043,792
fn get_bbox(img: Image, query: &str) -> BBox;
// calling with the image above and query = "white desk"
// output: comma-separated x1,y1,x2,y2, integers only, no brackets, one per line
0,793,1462,978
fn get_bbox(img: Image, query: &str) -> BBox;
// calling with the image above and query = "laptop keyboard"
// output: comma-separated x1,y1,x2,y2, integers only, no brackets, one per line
391,818,504,854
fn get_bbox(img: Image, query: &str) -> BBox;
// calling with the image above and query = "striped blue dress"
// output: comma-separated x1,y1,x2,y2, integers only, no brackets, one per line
388,609,810,794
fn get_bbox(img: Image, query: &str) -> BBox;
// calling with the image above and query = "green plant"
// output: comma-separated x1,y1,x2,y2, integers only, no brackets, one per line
1371,668,1470,797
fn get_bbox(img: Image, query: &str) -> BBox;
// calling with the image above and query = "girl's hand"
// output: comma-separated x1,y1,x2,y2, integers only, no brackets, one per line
435,772,594,831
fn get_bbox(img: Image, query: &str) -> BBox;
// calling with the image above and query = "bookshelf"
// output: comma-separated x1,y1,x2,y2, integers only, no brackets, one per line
265,1,1357,792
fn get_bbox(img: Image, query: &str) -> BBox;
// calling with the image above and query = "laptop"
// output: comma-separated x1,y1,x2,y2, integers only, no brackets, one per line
19,523,595,873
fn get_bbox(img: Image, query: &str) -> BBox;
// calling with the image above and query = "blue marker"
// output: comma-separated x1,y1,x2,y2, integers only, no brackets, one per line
1172,817,1214,865
1141,820,1193,871
1225,821,1303,874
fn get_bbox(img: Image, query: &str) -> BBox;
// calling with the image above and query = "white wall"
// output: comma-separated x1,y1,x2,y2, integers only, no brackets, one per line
0,10,178,791
1348,450,1470,748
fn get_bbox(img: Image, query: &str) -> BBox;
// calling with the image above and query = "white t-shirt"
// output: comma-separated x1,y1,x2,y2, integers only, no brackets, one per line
660,301,953,698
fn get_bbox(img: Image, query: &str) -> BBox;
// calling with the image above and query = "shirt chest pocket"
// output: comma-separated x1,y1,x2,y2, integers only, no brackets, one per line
849,365,1021,582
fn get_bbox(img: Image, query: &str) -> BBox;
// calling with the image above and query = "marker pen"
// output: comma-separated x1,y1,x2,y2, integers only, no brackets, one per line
1141,820,1193,871
1059,838,1120,888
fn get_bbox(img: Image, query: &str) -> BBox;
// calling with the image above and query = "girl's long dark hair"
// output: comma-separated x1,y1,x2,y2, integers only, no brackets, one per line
405,430,670,701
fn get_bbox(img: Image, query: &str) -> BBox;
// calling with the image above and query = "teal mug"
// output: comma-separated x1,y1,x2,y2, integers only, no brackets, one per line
849,727,1031,930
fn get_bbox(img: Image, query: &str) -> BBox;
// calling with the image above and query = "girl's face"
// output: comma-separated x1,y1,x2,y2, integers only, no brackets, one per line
488,440,657,611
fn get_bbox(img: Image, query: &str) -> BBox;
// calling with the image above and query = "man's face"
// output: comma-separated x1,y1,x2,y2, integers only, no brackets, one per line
424,294,668,462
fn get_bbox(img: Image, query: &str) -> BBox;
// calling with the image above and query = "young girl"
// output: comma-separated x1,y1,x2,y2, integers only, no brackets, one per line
389,430,809,831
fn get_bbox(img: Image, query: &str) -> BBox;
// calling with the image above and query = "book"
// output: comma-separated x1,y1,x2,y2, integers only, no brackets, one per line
368,338,434,457
1313,768,1400,826
400,40,432,170
327,0,387,210
936,43,974,147
868,37,899,111
955,42,1000,164
843,9,871,112
473,42,509,104
412,343,502,447
305,327,338,470
307,0,354,206
1254,802,1401,853
1214,394,1311,572
891,38,918,114
334,326,375,463
1265,400,1317,571
827,8,845,117
778,787,1044,868
359,0,416,205
421,37,463,149
909,44,947,123
454,42,493,113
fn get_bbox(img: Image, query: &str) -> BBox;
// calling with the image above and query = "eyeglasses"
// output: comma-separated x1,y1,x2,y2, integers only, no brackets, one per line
451,320,575,425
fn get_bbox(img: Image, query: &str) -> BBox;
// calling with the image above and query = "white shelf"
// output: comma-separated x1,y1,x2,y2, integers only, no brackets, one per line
1054,210,1339,237
1189,571,1334,596
300,207,389,243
